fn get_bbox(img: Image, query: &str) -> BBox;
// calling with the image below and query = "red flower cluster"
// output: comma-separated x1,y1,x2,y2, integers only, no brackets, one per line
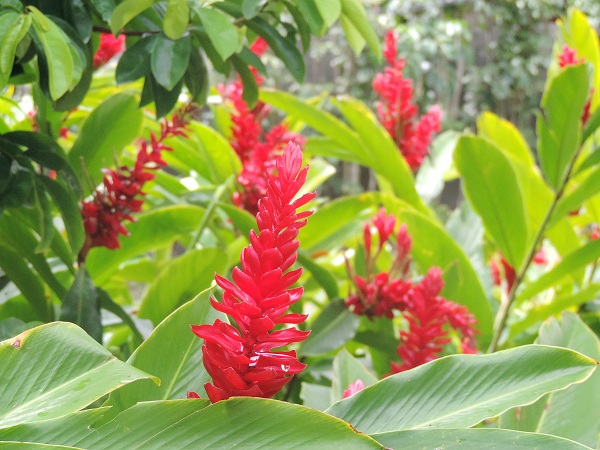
79,106,193,262
93,33,125,69
373,30,442,171
221,38,305,215
345,209,477,373
557,44,592,124
190,142,315,403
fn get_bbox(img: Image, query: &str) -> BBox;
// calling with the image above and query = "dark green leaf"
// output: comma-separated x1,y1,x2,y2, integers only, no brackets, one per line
31,178,53,253
90,0,116,22
299,299,359,357
151,34,190,90
283,2,311,53
97,288,143,344
60,267,101,343
230,53,258,108
64,0,92,42
242,0,263,19
149,73,183,118
296,0,325,36
116,35,156,84
183,49,208,104
246,17,305,82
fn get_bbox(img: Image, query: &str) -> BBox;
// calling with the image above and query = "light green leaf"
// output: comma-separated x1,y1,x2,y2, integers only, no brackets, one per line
138,249,227,326
331,97,427,213
188,122,241,184
340,14,365,55
106,288,224,414
332,348,378,403
372,428,593,450
0,322,156,429
67,93,143,190
537,64,590,190
316,0,341,28
197,8,239,60
0,13,31,74
339,0,380,58
455,135,529,269
552,165,600,224
326,345,597,433
516,239,600,304
29,7,74,99
0,399,382,448
415,131,460,203
163,0,189,40
299,299,359,357
300,383,333,411
477,112,535,166
505,312,600,447
110,0,155,34
296,0,325,36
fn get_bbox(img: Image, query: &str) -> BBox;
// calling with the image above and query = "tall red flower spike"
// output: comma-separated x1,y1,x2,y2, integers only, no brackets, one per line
557,44,592,124
346,208,477,373
79,105,194,262
93,33,125,69
221,38,306,215
190,142,316,403
373,30,442,171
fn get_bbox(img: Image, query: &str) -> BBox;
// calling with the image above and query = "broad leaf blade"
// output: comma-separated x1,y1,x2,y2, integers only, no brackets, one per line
325,345,597,433
0,322,156,429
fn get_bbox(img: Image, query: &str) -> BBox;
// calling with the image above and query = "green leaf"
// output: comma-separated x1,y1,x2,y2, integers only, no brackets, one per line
90,0,116,22
260,90,368,164
151,34,190,91
242,0,263,19
0,443,83,449
332,348,378,403
325,345,597,433
148,74,183,118
138,249,227,326
115,35,156,84
582,105,600,145
0,13,31,75
188,122,241,184
339,0,380,59
68,93,143,189
296,0,325,36
86,205,205,284
31,179,53,253
331,97,427,213
0,245,50,322
196,7,239,61
455,135,529,269
106,288,223,413
0,322,156,429
246,17,306,82
552,165,600,224
315,0,341,28
340,13,365,55
477,112,535,166
506,312,600,448
163,0,189,40
230,53,258,108
371,429,593,450
299,299,359,357
0,398,382,448
183,49,208,104
537,64,590,190
110,0,155,34
516,238,600,304
415,131,460,203
38,177,84,257
29,6,74,99
59,267,101,343
300,383,333,411
297,250,338,299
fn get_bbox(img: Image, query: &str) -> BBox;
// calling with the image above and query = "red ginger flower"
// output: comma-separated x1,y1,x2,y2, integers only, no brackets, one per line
190,142,316,403
490,249,547,295
373,30,442,171
93,33,125,69
343,379,365,398
221,38,306,215
557,44,592,124
79,105,194,262
346,209,477,372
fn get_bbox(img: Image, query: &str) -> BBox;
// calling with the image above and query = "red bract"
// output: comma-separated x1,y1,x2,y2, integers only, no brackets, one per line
190,142,315,403
93,33,125,69
345,209,477,372
222,39,306,215
390,267,477,373
79,106,194,262
343,379,365,398
373,30,442,170
490,250,547,295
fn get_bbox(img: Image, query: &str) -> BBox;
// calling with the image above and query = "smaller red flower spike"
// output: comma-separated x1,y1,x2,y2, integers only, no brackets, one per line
191,142,315,403
221,38,306,215
346,208,478,372
79,105,194,262
94,33,125,69
490,250,547,296
343,379,365,398
373,30,442,171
